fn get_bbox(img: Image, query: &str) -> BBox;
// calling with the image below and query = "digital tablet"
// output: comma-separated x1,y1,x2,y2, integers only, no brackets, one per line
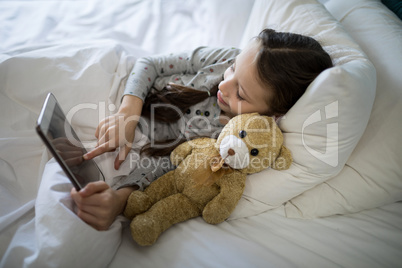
36,93,105,190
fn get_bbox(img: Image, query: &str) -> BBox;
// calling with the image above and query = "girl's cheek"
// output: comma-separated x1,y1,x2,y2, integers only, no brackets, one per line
230,100,239,114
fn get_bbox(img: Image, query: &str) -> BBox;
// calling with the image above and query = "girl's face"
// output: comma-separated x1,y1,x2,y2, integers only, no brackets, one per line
217,40,272,118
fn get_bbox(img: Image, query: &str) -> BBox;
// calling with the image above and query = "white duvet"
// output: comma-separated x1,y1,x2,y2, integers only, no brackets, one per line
1,0,401,267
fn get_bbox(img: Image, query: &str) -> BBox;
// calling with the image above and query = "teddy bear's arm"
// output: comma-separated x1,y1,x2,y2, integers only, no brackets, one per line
170,138,216,166
202,172,246,224
170,141,193,167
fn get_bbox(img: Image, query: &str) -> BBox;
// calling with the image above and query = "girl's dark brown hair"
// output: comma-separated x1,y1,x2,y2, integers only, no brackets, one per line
141,83,218,123
141,29,333,156
255,28,333,115
140,84,218,156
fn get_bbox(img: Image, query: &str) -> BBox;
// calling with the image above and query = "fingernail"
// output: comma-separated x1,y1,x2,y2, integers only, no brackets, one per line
79,188,87,195
83,154,89,160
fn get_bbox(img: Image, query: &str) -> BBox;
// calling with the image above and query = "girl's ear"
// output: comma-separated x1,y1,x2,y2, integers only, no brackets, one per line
272,146,292,170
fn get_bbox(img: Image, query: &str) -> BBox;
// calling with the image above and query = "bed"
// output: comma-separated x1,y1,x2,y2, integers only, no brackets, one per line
1,0,401,267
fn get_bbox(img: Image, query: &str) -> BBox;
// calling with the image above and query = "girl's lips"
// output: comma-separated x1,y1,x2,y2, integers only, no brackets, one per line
217,91,229,106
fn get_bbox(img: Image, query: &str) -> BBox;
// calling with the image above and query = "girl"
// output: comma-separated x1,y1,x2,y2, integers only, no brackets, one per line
71,29,333,230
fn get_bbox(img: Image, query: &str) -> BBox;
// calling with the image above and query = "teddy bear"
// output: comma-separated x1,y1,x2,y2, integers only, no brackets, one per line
123,113,292,246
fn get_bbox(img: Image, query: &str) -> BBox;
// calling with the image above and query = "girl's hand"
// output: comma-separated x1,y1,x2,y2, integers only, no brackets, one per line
85,112,137,169
84,95,143,170
70,181,136,231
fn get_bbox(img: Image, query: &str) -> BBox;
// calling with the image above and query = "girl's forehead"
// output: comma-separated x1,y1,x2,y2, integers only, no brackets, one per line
238,39,260,65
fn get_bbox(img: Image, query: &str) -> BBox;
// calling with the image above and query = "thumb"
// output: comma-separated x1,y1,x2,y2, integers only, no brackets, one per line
79,181,109,197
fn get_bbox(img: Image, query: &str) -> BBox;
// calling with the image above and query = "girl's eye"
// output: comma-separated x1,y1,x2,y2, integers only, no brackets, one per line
236,90,245,101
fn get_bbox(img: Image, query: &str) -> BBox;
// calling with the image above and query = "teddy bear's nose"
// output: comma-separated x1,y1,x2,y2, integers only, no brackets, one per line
228,148,235,156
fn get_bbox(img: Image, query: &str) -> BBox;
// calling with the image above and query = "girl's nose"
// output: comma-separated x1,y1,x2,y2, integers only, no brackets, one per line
218,80,230,96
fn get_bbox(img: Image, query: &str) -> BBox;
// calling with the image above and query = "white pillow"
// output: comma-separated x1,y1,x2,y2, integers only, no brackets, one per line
230,0,376,219
195,0,255,48
285,0,402,218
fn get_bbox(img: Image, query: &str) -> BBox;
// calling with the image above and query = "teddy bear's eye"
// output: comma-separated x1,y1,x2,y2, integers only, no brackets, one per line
250,148,259,156
239,130,247,138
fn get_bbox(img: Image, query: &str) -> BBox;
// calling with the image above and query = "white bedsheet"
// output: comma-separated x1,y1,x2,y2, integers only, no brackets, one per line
1,0,401,267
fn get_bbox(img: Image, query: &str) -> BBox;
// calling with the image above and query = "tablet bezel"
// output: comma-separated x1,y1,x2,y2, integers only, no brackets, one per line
36,93,105,190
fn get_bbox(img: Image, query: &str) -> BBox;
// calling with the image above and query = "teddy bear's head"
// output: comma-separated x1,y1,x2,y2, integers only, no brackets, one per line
216,113,292,174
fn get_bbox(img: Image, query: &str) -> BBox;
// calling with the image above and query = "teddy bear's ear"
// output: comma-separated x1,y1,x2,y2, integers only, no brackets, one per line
272,145,292,170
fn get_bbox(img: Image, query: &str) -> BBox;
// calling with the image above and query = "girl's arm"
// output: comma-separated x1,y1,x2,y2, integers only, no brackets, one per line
84,50,197,166
86,47,240,168
123,46,241,101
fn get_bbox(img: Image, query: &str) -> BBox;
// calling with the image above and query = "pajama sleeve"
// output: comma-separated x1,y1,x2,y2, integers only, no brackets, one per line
123,46,240,101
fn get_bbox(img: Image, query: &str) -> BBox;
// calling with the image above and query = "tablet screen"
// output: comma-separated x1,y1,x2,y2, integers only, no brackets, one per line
37,93,104,190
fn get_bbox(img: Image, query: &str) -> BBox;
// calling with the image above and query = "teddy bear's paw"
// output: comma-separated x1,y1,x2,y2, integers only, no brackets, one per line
123,191,152,219
130,214,163,246
202,202,230,224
